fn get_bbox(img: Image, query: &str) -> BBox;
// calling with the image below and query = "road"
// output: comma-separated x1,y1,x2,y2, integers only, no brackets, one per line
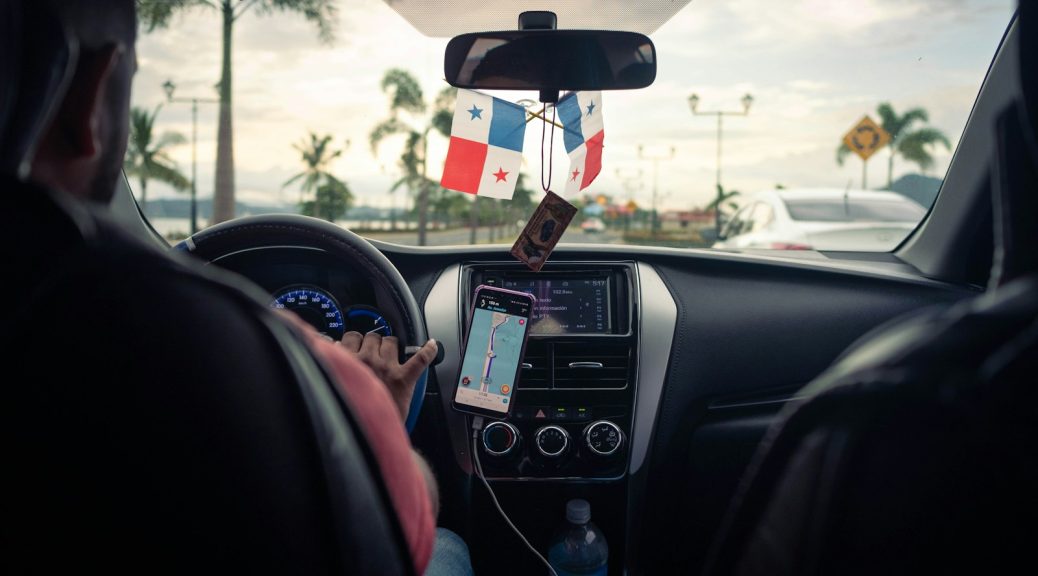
481,312,509,392
363,226,623,246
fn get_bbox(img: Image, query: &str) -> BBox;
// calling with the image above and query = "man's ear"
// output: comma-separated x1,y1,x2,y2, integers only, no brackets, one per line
56,44,124,160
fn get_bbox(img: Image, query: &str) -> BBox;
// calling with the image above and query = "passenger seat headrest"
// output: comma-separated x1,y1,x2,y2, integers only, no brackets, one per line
0,0,79,180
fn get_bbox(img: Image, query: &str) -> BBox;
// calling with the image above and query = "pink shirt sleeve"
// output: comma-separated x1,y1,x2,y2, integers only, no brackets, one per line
301,333,436,574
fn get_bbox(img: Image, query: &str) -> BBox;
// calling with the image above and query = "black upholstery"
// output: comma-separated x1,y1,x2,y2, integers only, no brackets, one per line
2,180,412,574
703,4,1038,574
1,3,412,573
0,0,77,178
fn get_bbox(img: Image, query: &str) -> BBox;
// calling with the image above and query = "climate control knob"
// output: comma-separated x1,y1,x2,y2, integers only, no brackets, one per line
584,420,624,457
534,425,570,458
482,421,520,457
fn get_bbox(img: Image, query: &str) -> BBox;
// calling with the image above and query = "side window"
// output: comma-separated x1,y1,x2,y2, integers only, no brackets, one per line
725,205,753,238
750,203,774,231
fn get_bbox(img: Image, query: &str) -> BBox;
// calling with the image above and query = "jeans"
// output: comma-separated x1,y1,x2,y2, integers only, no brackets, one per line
424,527,475,576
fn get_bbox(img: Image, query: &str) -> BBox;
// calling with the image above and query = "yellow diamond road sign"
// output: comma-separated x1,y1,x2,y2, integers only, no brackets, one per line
843,115,891,161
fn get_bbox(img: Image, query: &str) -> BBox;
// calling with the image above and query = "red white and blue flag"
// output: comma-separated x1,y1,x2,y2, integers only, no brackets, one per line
440,89,527,200
557,91,604,196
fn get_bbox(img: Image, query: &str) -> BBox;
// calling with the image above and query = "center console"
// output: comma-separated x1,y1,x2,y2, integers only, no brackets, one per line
424,260,675,576
463,263,637,480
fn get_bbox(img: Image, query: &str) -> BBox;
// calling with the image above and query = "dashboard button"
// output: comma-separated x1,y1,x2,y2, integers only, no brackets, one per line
584,420,624,457
482,421,520,457
552,406,571,421
534,425,570,458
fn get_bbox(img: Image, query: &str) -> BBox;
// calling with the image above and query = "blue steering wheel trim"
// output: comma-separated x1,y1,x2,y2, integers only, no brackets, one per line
405,368,428,433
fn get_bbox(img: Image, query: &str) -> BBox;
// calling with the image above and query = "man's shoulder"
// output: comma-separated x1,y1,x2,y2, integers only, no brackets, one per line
5,177,272,338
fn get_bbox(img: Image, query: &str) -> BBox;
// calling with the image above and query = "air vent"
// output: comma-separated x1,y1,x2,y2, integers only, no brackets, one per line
553,343,631,389
516,339,549,389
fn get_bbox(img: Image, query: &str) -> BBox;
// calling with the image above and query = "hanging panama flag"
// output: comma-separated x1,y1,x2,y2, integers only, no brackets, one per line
557,91,604,196
440,89,527,200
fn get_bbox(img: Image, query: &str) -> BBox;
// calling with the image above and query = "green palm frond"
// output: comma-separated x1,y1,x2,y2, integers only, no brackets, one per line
285,131,346,197
124,105,189,196
381,68,426,115
136,0,215,32
260,0,338,43
369,118,410,153
836,142,852,166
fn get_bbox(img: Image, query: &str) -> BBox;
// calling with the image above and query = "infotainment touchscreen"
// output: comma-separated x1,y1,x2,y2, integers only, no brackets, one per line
501,276,612,334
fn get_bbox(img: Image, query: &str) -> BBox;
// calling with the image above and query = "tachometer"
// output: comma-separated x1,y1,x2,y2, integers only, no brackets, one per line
270,286,345,339
344,305,393,337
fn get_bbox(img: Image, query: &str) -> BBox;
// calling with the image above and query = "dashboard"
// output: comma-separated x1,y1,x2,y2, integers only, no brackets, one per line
208,246,401,340
196,226,975,576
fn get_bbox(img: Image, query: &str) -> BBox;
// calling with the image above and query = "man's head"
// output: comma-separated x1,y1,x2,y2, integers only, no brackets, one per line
29,0,137,204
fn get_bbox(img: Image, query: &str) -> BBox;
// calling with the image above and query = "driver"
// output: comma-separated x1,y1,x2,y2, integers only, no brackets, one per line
1,1,469,574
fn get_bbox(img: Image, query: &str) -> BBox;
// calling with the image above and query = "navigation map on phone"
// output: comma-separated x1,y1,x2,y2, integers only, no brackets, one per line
455,290,532,415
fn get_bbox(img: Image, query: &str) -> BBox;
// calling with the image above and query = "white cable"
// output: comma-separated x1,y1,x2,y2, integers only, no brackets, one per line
471,417,559,576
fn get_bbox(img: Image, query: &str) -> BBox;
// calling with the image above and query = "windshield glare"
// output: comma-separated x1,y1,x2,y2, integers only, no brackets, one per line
126,0,1014,252
785,199,927,223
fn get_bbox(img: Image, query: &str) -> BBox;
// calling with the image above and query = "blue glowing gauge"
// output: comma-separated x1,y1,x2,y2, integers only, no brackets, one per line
344,305,393,337
270,286,344,339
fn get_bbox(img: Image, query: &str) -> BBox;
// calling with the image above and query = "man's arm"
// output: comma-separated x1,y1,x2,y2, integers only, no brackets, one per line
283,313,440,572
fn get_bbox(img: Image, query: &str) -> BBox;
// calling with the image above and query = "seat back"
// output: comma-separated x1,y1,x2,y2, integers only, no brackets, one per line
0,0,78,179
703,4,1038,575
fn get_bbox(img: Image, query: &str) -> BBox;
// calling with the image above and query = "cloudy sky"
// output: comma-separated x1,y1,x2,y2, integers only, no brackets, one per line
131,0,1015,212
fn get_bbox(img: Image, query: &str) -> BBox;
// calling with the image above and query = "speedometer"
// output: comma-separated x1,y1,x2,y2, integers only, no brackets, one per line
270,286,345,339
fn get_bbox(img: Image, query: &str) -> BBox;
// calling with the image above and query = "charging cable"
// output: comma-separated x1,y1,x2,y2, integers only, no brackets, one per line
471,416,559,576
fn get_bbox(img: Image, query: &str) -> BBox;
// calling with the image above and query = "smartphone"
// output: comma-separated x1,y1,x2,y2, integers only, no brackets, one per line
452,285,536,419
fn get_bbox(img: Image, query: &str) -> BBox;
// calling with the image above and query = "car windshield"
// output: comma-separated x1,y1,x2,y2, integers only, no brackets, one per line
785,198,927,222
127,0,1014,251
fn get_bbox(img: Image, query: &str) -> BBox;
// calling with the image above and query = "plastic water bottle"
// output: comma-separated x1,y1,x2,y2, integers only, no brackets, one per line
547,499,608,576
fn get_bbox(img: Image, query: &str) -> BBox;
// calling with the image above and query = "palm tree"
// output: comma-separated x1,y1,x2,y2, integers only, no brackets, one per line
123,106,189,214
138,0,338,225
300,181,352,223
370,69,456,246
705,184,740,214
837,102,952,188
283,133,345,200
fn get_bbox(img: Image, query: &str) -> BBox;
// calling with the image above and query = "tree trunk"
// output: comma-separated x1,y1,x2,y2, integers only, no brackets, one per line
888,150,894,190
139,176,148,215
469,196,479,244
212,1,236,224
417,133,429,246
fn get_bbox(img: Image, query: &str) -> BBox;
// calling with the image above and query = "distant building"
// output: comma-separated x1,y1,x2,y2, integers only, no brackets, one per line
660,208,715,230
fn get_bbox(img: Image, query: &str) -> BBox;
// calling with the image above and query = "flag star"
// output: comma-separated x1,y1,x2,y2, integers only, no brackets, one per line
585,101,595,116
571,168,581,181
493,167,509,182
468,105,483,120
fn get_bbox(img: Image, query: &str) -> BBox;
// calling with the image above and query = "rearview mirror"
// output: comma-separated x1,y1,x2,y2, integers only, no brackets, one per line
444,30,656,91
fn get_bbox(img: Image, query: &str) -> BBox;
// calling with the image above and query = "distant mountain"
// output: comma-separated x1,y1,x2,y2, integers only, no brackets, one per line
142,198,407,220
143,198,293,219
888,174,943,208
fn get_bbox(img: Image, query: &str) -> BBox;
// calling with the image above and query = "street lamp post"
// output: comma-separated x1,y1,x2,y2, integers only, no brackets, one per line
615,168,644,233
163,79,219,235
637,145,675,238
689,93,753,236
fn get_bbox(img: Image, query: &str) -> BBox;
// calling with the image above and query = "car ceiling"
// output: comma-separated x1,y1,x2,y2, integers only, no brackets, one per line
382,0,692,36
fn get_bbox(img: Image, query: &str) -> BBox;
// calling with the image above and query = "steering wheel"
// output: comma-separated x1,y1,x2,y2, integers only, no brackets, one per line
175,214,431,432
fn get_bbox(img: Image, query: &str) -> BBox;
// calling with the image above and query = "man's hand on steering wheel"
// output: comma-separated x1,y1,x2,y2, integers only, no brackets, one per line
341,332,438,422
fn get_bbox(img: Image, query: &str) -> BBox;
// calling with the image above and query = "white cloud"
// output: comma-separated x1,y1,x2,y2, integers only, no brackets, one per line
130,0,1015,214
